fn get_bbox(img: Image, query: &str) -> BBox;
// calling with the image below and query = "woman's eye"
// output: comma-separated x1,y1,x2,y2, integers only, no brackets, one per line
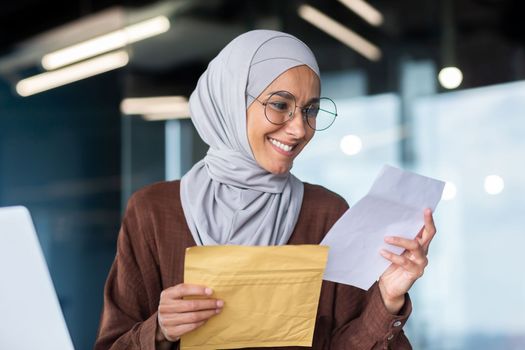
269,101,289,111
306,106,320,118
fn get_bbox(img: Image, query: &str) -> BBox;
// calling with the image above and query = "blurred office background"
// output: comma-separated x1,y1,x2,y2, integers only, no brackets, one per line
0,0,523,349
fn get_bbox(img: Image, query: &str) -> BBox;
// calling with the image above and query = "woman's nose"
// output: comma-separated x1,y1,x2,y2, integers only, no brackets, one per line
284,107,307,138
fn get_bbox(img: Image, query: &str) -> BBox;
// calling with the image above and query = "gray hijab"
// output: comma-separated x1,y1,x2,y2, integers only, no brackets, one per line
180,30,320,246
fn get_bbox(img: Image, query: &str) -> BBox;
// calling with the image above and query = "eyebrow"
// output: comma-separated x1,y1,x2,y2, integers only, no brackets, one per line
266,91,320,104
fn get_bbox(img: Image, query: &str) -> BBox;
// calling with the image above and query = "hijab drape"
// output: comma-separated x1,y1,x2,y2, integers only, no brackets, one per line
180,30,320,246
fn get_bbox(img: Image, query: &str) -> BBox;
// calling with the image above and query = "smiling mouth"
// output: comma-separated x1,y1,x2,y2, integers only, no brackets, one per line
268,137,297,153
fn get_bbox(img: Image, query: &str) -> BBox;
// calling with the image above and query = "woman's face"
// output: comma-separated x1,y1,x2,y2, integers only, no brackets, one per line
246,65,320,174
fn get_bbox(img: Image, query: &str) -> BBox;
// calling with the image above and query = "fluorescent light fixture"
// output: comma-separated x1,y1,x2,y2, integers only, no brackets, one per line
142,113,189,121
337,0,384,26
120,96,190,120
298,4,382,61
42,16,170,70
16,51,129,97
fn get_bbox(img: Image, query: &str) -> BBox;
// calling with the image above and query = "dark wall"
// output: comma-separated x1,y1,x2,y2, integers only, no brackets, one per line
0,70,123,350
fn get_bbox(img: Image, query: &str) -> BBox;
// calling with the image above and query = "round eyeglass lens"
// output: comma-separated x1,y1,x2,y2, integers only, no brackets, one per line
264,91,296,125
307,97,337,131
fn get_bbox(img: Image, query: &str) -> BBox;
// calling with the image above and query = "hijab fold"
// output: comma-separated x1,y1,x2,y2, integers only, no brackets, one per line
180,30,320,246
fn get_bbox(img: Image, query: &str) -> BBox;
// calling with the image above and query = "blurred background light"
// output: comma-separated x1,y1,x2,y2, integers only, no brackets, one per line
16,50,129,96
337,0,384,27
42,16,170,70
340,134,363,155
120,96,190,121
438,66,463,89
484,175,505,195
298,4,381,61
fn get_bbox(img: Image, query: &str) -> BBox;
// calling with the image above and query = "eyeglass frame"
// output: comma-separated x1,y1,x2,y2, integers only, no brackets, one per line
247,90,338,131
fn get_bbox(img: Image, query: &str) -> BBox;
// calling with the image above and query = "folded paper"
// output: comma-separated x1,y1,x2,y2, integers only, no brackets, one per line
181,245,328,350
321,164,445,290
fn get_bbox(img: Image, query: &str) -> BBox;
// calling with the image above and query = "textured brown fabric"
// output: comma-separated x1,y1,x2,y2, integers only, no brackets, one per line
95,181,412,350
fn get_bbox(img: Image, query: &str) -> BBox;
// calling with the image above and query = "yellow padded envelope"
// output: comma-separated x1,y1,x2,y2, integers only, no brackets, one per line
181,245,329,350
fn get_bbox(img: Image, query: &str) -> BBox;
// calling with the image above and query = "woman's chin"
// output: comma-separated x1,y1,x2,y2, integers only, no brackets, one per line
265,162,292,175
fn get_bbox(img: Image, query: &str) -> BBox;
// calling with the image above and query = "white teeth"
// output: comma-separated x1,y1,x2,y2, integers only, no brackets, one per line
269,138,293,152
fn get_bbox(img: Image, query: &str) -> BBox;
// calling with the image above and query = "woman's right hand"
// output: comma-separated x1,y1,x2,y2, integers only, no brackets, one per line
156,283,224,345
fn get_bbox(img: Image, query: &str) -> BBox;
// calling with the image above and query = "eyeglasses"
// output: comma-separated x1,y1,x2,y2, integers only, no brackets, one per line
248,90,338,131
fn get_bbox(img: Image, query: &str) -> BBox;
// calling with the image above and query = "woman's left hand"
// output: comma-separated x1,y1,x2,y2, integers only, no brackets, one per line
378,208,437,314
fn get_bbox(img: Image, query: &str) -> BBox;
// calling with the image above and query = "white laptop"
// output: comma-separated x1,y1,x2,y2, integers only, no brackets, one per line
0,206,75,350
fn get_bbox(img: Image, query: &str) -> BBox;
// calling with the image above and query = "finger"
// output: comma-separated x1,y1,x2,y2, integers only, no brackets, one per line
421,208,437,251
162,309,221,326
163,320,206,342
161,284,213,300
380,250,424,278
160,299,224,313
416,226,424,240
385,236,424,255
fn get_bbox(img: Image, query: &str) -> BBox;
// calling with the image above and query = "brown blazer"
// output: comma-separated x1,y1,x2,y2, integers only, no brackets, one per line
94,181,412,350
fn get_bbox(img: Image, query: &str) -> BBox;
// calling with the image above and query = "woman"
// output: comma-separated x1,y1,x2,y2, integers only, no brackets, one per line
95,30,436,350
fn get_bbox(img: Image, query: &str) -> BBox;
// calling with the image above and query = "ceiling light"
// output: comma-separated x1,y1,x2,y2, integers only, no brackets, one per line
298,4,381,61
16,51,129,97
438,66,463,89
42,16,170,70
120,96,190,120
142,113,189,121
337,0,384,26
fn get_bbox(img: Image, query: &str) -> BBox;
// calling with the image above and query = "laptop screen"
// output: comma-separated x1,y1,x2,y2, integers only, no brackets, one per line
0,206,75,350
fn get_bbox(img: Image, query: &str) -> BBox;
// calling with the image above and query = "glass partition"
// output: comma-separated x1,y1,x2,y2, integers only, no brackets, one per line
294,78,525,349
